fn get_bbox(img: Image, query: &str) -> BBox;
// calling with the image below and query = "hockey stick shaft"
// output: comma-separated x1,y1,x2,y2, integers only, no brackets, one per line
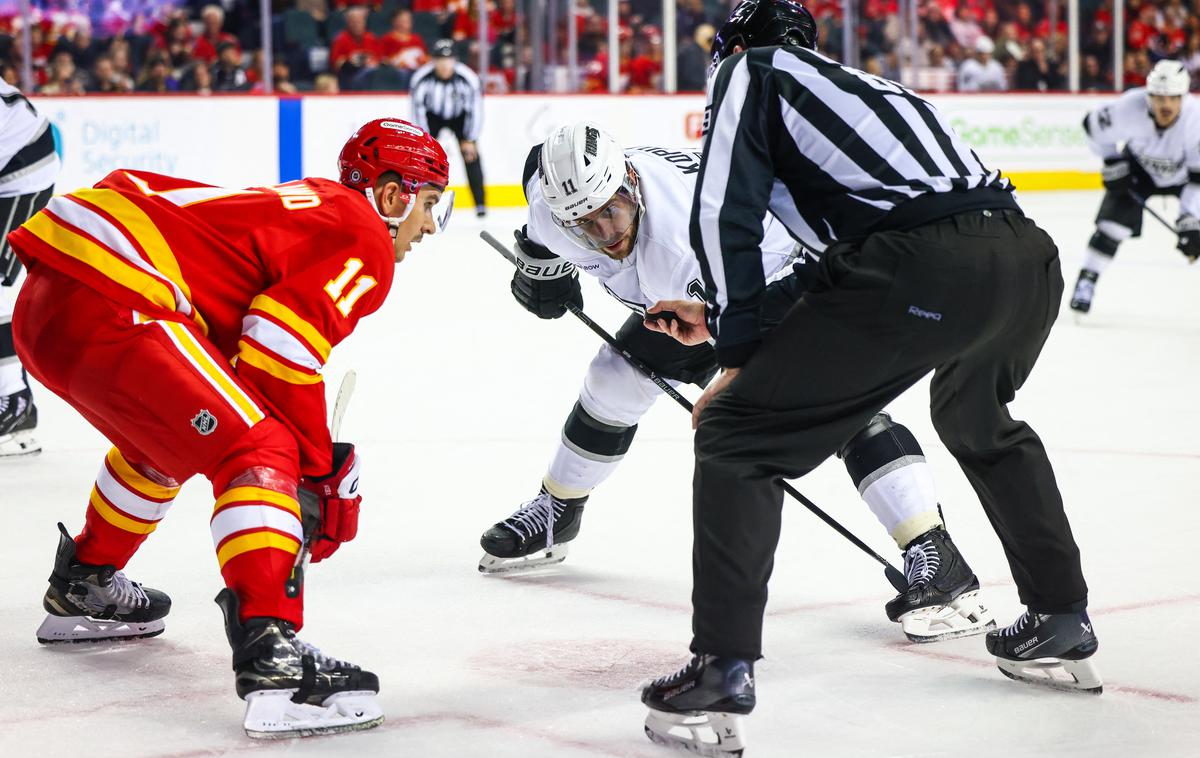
481,231,906,591
1129,191,1176,234
285,369,358,598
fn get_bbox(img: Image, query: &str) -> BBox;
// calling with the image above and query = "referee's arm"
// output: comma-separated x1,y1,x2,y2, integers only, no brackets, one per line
689,50,777,369
460,64,484,142
409,64,432,131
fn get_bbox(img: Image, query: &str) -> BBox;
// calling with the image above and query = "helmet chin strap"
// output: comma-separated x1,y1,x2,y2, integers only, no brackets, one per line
365,188,416,239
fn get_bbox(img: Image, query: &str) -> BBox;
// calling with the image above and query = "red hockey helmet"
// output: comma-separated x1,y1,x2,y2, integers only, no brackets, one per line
339,118,453,234
338,118,450,194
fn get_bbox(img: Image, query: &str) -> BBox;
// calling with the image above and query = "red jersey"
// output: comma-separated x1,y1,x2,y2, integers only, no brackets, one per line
331,31,381,71
8,170,394,476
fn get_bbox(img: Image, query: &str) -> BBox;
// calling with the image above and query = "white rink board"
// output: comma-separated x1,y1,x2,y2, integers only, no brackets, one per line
35,96,279,192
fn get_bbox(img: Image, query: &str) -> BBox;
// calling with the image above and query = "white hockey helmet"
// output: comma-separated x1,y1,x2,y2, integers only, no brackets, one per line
1147,60,1189,97
539,122,641,251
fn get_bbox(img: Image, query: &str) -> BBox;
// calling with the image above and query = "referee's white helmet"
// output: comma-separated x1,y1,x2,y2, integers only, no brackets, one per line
1147,60,1189,97
539,122,627,222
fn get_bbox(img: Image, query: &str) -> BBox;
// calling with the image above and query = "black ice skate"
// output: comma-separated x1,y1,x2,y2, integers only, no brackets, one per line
216,589,383,739
642,654,755,757
986,610,1102,694
0,386,40,457
886,527,995,643
37,522,171,644
1070,269,1099,317
477,488,586,574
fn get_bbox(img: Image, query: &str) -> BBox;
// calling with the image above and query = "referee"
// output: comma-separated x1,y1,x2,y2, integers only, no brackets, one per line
641,0,1098,744
410,40,486,217
0,79,59,457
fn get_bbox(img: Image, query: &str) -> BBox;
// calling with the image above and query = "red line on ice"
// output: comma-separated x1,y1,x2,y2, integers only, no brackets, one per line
886,642,1197,704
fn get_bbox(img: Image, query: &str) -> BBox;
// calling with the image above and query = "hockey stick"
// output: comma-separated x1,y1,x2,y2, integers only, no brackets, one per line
285,369,358,598
1128,191,1195,263
481,231,907,592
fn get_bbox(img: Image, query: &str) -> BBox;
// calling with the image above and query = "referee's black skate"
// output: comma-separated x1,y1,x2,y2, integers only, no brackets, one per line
986,610,1102,694
478,488,586,574
0,386,40,457
642,654,755,757
886,527,995,642
216,589,383,738
37,522,171,644
1070,269,1099,316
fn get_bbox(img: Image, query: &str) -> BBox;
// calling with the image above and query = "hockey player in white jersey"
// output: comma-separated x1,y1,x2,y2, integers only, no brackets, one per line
0,80,59,456
478,121,995,642
1071,59,1200,315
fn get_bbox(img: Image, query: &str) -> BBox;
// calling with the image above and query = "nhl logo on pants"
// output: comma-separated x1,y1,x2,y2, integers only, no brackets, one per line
191,409,218,435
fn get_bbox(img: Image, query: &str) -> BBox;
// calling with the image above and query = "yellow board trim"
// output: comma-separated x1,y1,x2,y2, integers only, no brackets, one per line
23,213,178,313
249,294,332,362
89,488,159,535
216,531,300,568
105,447,180,501
162,321,266,425
237,339,323,385
214,486,302,518
72,188,209,335
453,172,1103,210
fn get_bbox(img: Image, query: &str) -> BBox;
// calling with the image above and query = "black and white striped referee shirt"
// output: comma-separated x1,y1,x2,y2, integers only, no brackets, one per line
691,45,1018,366
409,62,484,141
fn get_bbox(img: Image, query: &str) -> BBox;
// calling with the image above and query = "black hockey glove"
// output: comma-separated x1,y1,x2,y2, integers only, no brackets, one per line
509,226,583,319
1177,216,1200,263
1101,157,1136,197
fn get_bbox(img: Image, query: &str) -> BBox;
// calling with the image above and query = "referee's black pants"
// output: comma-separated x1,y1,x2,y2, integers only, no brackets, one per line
690,209,1088,660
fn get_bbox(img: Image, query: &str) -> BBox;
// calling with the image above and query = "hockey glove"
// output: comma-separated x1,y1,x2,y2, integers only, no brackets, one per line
510,226,583,319
1177,216,1200,263
1101,157,1136,197
299,442,361,563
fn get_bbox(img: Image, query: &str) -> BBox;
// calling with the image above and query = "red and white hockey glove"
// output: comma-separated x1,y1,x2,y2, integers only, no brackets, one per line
299,442,362,563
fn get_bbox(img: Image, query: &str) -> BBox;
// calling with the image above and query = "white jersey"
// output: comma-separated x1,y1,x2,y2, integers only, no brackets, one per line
956,59,1007,92
0,81,60,197
524,146,801,312
1084,88,1200,216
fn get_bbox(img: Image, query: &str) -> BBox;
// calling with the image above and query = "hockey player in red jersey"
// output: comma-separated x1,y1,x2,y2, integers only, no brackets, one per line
6,118,452,738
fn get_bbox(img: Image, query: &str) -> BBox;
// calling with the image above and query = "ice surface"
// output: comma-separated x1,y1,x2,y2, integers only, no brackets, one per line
2,191,1198,757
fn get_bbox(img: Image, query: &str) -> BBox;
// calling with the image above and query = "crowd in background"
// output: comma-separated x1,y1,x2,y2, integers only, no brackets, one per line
0,0,1196,94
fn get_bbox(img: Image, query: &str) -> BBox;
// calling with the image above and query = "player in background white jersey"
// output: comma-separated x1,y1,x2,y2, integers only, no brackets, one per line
1071,60,1200,315
0,80,60,457
477,122,995,643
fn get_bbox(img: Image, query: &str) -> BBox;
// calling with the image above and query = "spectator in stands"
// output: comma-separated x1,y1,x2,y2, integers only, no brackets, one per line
379,10,429,71
920,0,955,49
1,64,18,87
1014,37,1064,91
193,5,239,66
87,54,132,93
1182,33,1200,87
1083,20,1113,68
39,50,85,95
957,35,1006,91
677,23,714,92
627,27,663,93
1012,2,1036,43
179,61,213,95
108,38,135,86
136,50,178,93
916,43,956,92
1127,4,1160,51
330,6,379,88
949,5,983,51
314,72,340,93
676,0,712,39
1080,54,1108,91
162,16,194,72
55,21,103,72
211,40,247,91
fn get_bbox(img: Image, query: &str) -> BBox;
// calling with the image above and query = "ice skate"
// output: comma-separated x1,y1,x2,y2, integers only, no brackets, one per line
478,489,586,574
886,527,994,643
641,654,755,757
1070,269,1098,323
216,589,383,739
986,610,1102,694
37,522,171,644
0,387,40,457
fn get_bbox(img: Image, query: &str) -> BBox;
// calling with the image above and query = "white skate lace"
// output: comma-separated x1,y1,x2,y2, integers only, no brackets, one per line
1000,611,1036,637
91,570,150,612
653,655,701,686
903,539,940,587
1073,278,1095,302
503,493,565,547
292,637,354,670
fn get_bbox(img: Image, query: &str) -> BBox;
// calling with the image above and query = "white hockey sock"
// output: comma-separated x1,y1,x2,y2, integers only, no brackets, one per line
1081,247,1115,276
859,458,943,548
544,441,621,501
0,360,25,396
